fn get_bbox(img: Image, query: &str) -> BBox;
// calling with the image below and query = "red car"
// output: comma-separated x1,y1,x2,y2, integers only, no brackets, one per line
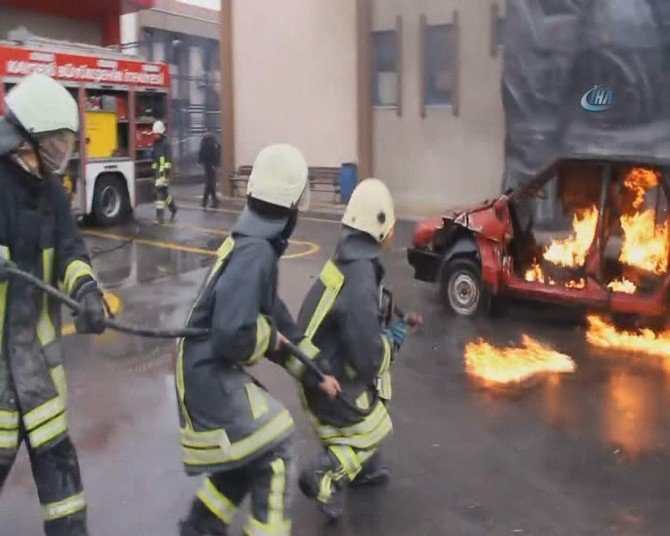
407,159,670,328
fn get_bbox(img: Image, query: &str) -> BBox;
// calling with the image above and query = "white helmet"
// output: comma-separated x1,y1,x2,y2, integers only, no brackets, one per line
5,73,78,134
152,120,166,135
342,178,396,243
247,144,310,210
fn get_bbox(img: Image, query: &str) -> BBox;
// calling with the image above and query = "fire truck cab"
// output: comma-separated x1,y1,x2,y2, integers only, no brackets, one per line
0,36,171,225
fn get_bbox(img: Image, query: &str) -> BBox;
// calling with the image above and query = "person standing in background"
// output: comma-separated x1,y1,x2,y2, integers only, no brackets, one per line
199,132,220,209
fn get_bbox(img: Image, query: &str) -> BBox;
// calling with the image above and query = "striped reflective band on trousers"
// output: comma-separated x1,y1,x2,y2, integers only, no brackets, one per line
23,394,68,449
42,492,86,522
197,478,237,524
0,245,8,349
176,238,235,431
181,410,294,467
316,446,376,503
37,249,56,347
243,458,291,536
317,401,393,450
0,409,19,451
376,335,393,400
243,316,272,367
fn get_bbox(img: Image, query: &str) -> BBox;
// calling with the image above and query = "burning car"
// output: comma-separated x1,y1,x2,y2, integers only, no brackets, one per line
408,159,670,327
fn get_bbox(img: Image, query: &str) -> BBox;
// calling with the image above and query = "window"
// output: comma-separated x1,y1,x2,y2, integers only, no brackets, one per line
372,30,398,107
424,24,456,106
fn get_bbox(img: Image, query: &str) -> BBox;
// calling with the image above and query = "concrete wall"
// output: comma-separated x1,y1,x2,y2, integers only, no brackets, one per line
233,0,358,168
0,7,102,45
372,0,505,212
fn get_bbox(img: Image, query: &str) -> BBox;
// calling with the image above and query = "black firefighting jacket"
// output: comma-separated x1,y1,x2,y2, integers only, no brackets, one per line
152,136,172,188
296,227,394,449
0,156,95,464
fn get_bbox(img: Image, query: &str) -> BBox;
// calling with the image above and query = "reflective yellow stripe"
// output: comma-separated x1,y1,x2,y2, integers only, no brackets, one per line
244,517,291,536
304,261,344,340
245,383,269,420
155,177,169,188
317,402,392,449
49,365,68,402
377,336,393,400
267,458,287,524
42,492,86,521
182,410,293,467
0,409,19,429
355,391,370,410
0,245,8,348
284,338,319,380
0,429,19,449
197,478,236,524
24,396,65,431
245,316,272,366
329,445,362,480
37,249,56,346
63,259,93,295
28,412,68,449
176,237,235,433
181,427,229,449
317,472,334,503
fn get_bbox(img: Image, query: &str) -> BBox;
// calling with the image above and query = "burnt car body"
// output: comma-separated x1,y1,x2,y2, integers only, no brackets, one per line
408,158,670,325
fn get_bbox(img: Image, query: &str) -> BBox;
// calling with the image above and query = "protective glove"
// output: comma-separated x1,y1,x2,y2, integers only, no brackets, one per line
73,281,106,335
384,318,408,350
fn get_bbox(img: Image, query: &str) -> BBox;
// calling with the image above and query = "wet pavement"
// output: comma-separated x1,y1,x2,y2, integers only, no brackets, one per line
2,202,670,535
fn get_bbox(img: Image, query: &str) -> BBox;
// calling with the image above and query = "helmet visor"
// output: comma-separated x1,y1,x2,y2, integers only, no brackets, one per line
38,130,76,176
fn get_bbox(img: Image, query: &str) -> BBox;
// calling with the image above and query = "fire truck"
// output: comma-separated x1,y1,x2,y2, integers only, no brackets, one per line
0,35,171,225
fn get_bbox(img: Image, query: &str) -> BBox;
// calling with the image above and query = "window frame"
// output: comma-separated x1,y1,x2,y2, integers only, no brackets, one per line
371,26,400,109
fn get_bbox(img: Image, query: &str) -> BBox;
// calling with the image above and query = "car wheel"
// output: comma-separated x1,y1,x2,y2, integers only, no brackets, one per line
93,175,130,226
441,258,489,317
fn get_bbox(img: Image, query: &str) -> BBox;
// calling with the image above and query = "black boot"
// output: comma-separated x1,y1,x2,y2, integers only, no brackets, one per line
350,453,390,487
45,512,88,536
156,209,165,225
170,205,178,222
179,498,228,536
299,468,344,522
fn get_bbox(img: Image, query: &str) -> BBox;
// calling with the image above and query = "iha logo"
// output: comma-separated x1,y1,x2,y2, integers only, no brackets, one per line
581,85,614,112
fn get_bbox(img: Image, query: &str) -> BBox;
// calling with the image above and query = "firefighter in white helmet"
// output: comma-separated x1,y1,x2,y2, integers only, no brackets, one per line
0,74,107,535
152,119,177,224
177,144,340,535
295,178,422,520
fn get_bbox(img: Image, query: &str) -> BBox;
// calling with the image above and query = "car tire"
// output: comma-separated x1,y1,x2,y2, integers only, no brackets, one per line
441,257,490,317
92,175,130,226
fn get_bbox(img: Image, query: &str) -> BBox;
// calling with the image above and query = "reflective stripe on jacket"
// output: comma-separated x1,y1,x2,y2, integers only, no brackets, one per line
176,235,295,475
0,157,94,462
152,137,172,186
297,254,393,445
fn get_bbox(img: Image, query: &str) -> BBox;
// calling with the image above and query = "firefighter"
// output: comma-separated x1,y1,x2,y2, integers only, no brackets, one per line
0,74,106,535
177,144,341,536
152,119,177,224
295,178,421,521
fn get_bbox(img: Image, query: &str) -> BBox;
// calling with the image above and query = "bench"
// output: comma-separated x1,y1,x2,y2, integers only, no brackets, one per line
231,165,341,203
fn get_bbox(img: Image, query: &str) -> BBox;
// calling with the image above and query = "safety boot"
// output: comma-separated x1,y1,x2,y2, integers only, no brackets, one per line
170,205,178,222
45,514,88,536
299,468,344,522
179,499,228,536
156,209,165,225
350,454,390,487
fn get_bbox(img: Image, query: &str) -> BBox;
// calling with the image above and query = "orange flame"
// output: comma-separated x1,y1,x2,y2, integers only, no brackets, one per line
624,167,660,210
543,206,599,268
465,335,576,386
607,278,637,294
619,211,669,275
586,315,670,358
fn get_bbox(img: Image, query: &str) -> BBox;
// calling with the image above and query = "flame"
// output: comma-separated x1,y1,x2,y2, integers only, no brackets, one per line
465,335,576,386
624,167,659,211
586,315,670,358
543,206,599,268
607,278,637,294
524,261,585,289
619,211,669,275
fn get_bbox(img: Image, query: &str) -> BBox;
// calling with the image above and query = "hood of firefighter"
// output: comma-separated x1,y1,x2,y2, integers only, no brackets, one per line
0,116,25,157
335,226,382,262
233,206,295,255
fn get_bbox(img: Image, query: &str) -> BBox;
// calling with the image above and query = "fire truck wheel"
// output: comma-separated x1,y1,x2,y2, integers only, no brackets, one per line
441,257,489,317
93,174,130,226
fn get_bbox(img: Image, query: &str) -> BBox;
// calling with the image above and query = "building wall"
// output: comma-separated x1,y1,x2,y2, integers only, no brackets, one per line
0,7,103,45
233,0,358,168
372,0,505,211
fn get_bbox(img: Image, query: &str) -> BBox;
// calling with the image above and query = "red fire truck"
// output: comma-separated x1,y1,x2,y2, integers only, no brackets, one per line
0,36,171,225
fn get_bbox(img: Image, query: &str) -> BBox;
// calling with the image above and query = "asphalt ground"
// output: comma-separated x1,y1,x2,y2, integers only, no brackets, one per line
2,202,670,535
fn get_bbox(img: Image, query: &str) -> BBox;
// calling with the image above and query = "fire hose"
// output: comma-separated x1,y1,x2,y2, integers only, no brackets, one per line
0,258,389,415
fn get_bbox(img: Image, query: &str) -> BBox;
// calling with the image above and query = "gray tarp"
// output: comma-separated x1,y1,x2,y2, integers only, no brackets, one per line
502,0,670,189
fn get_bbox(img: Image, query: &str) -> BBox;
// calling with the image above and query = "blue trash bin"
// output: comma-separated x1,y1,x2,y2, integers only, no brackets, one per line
339,163,357,204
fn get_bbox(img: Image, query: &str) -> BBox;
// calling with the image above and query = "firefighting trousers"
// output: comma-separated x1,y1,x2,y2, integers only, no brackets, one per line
0,434,87,536
301,443,380,505
155,185,176,220
183,440,292,536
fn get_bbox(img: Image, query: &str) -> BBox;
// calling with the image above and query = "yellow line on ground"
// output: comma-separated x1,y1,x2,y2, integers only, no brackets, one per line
62,292,122,337
83,227,319,260
178,201,342,225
